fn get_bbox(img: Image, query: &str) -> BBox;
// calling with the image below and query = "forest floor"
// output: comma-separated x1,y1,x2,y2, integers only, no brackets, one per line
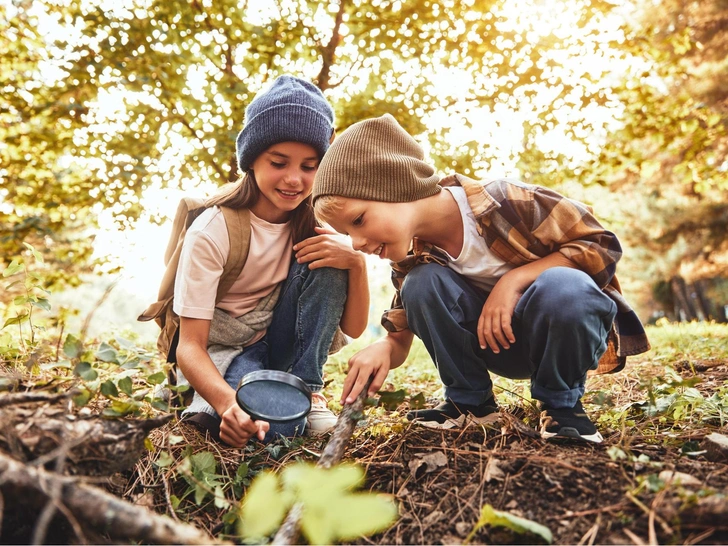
1,321,727,544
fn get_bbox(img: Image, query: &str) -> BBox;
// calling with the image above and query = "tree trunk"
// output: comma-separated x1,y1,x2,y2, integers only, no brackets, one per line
670,276,698,321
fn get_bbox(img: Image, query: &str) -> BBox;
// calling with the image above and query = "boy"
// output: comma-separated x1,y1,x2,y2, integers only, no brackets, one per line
311,114,649,443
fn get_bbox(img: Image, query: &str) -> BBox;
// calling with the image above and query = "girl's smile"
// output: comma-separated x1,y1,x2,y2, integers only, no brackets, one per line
250,142,319,223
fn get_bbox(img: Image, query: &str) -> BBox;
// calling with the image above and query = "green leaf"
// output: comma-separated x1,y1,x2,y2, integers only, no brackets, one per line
151,398,169,411
409,392,427,409
40,359,72,370
103,399,142,417
13,296,27,306
303,492,398,545
155,450,174,467
194,483,208,506
467,504,552,544
146,371,166,385
118,376,133,396
2,259,23,278
240,471,294,540
3,313,29,328
22,242,44,263
100,380,119,398
377,389,407,410
31,298,51,311
73,362,98,381
190,451,217,476
72,388,92,407
214,485,229,509
96,342,119,363
63,334,83,359
281,464,397,545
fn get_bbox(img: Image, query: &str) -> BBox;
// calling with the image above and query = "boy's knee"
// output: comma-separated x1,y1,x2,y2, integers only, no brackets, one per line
401,264,447,305
525,267,612,323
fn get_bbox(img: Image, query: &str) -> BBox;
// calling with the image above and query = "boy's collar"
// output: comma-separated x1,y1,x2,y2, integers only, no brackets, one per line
440,173,500,218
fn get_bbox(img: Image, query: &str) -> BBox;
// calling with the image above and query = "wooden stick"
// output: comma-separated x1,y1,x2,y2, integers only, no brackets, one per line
0,452,228,545
272,384,370,544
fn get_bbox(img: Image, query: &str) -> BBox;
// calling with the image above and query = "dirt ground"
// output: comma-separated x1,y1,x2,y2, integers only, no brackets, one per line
1,358,726,545
344,359,728,545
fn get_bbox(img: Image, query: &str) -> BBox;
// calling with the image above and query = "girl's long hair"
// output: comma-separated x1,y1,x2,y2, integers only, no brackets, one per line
204,171,317,245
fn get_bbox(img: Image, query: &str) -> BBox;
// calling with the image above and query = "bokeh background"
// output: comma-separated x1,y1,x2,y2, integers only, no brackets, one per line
2,0,726,340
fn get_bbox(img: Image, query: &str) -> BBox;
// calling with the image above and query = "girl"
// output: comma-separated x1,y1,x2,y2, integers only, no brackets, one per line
173,76,369,447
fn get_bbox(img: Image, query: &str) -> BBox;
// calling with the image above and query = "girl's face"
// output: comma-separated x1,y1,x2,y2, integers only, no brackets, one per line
324,196,417,262
250,142,319,223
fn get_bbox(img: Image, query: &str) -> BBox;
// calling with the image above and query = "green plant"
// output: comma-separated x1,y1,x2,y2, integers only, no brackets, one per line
2,242,51,350
237,462,398,544
465,504,552,544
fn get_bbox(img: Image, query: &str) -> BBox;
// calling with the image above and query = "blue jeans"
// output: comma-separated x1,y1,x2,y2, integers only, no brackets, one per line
400,265,617,409
222,258,347,441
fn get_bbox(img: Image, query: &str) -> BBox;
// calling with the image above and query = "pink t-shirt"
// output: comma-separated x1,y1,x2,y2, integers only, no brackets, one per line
173,206,292,345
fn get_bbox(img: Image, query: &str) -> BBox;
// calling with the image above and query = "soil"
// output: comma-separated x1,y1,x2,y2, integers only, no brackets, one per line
1,358,726,545
343,358,728,545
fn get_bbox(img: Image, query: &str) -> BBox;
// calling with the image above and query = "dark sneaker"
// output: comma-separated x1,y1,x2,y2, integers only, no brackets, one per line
406,397,499,428
539,400,603,444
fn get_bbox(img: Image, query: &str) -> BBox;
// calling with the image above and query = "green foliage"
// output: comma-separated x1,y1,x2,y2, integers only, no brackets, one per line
238,462,398,544
1,0,626,285
1,243,50,348
176,450,231,508
465,504,553,544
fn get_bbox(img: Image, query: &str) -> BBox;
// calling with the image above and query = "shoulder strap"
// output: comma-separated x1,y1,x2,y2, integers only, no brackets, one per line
215,207,251,303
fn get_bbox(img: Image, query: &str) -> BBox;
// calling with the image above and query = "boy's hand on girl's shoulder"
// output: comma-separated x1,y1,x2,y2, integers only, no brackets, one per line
219,403,269,447
341,343,392,405
293,226,364,271
478,275,523,354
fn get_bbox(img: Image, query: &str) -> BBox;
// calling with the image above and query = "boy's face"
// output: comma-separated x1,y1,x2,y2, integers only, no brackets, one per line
324,196,416,262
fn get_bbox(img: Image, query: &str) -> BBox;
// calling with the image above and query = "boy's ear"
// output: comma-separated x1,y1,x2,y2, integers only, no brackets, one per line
329,128,336,144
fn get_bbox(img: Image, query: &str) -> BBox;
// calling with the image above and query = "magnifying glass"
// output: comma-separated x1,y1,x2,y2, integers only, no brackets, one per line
235,370,312,423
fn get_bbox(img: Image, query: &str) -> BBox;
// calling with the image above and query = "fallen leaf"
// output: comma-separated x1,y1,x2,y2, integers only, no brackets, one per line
658,470,702,487
483,458,505,482
408,451,448,478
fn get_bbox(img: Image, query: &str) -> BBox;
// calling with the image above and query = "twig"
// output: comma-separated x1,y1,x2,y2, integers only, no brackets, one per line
623,527,647,545
79,278,118,340
31,437,71,544
272,383,370,544
0,452,226,545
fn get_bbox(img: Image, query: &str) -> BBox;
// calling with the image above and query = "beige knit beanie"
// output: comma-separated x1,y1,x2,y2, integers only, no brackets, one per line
312,114,441,203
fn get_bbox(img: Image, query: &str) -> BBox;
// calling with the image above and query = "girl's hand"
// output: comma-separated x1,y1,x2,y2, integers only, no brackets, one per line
477,274,523,354
219,403,269,447
293,226,364,271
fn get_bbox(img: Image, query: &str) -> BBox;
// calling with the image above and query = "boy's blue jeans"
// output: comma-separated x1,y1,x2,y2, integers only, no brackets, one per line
400,265,617,409
222,258,347,440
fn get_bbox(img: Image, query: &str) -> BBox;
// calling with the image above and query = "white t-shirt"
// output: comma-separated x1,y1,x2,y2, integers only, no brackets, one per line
173,206,292,344
442,186,515,291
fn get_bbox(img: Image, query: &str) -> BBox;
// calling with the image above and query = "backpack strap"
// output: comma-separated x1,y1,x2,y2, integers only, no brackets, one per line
216,207,251,303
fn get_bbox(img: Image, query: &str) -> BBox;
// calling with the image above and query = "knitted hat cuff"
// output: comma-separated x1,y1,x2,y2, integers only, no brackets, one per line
237,103,333,172
312,114,440,203
235,75,335,173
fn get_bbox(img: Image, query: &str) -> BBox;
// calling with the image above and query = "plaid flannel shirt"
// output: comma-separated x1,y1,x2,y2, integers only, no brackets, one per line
381,174,650,374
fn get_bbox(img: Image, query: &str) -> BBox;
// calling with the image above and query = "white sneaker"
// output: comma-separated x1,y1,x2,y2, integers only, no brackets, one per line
307,392,338,434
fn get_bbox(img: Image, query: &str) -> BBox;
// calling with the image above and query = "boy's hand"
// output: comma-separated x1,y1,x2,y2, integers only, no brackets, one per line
341,344,392,405
219,403,269,447
477,274,523,353
294,226,364,271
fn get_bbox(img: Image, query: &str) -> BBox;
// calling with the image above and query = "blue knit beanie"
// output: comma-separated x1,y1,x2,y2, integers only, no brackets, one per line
236,75,335,172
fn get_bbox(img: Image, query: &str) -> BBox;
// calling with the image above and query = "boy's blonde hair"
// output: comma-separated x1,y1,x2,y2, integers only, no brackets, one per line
313,194,345,224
